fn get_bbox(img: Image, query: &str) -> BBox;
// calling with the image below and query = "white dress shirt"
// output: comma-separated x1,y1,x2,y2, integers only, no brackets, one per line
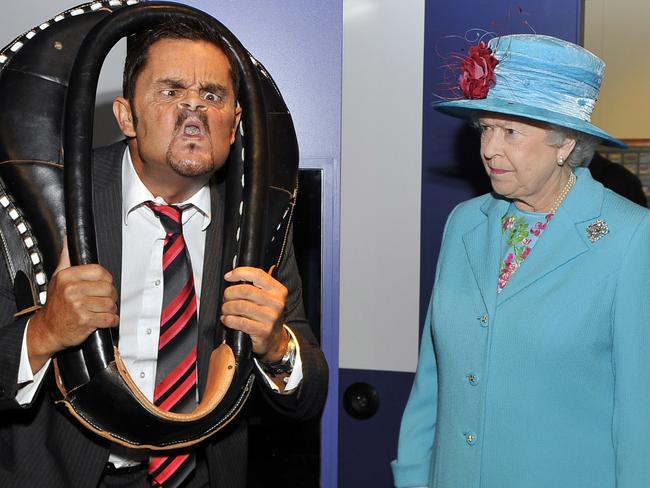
16,148,303,464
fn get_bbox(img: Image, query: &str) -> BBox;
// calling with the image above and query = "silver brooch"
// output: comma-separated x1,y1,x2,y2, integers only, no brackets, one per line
586,219,609,242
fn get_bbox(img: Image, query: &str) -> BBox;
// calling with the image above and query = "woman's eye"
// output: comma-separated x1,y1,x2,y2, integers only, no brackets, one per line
505,128,518,136
162,89,177,97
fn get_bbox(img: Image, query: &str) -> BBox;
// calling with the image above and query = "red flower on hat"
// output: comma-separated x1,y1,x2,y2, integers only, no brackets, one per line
459,41,498,99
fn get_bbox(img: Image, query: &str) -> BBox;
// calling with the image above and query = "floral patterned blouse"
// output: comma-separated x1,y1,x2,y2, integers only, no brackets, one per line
497,204,554,293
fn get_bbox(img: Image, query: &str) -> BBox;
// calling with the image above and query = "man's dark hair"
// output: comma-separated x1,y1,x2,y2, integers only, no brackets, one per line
123,18,240,108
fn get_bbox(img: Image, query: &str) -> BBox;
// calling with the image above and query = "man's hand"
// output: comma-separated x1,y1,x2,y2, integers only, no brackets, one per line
221,267,289,362
26,240,119,373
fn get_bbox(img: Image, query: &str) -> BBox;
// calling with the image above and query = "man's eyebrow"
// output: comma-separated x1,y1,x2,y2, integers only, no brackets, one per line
200,82,228,94
155,78,186,89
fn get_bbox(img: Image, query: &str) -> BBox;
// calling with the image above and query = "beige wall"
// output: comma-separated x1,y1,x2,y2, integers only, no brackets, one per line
584,0,649,140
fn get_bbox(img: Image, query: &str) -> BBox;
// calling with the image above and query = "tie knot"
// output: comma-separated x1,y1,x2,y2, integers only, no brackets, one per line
146,202,183,235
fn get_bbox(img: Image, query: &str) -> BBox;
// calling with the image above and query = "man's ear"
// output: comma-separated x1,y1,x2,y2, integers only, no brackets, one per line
113,96,136,138
230,104,243,145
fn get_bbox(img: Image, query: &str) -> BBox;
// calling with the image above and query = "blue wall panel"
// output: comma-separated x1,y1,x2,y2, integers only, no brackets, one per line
339,369,415,487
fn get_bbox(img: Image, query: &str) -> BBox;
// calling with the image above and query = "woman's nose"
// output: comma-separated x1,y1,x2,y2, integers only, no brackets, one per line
481,131,500,160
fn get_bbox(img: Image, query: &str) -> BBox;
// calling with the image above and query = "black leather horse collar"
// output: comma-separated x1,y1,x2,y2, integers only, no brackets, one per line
0,1,299,449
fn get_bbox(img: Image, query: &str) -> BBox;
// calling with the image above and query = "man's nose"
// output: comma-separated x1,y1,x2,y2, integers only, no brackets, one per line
179,89,206,111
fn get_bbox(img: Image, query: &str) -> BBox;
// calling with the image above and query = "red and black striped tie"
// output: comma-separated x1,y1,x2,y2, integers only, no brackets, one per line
146,202,197,487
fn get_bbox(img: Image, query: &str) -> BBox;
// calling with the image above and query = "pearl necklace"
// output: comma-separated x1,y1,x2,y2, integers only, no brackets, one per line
549,172,576,215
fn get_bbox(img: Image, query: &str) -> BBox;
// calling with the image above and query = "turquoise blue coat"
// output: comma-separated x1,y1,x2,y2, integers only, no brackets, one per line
392,168,650,487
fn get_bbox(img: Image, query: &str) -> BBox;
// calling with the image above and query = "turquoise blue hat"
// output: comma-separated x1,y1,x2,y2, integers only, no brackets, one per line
435,34,625,147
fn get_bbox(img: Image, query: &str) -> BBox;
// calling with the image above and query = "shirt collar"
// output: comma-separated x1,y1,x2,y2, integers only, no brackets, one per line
121,147,212,230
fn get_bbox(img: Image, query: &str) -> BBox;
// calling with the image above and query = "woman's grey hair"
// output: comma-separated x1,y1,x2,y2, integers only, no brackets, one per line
545,125,601,168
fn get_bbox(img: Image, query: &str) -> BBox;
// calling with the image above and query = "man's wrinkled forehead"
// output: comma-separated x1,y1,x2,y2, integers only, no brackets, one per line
138,38,236,90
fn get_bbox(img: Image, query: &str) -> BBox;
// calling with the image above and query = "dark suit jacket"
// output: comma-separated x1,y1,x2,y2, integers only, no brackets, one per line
0,141,328,487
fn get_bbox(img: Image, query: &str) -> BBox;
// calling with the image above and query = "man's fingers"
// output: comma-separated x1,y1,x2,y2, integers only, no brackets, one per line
222,283,284,309
55,263,115,286
91,311,120,329
83,295,119,315
224,267,287,295
221,313,259,334
221,299,279,324
221,267,288,358
73,309,120,330
57,277,118,303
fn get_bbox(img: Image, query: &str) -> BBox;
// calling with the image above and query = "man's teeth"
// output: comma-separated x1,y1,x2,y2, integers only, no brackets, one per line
185,126,200,135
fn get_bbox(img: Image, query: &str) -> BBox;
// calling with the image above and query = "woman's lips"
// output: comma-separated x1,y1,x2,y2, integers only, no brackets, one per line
489,167,509,175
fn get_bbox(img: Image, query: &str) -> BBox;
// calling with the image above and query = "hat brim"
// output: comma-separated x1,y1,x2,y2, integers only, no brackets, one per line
434,98,626,148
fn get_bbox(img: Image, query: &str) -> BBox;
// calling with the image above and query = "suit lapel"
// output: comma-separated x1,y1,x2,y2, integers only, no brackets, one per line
498,168,604,305
92,141,126,296
462,196,509,317
197,178,225,394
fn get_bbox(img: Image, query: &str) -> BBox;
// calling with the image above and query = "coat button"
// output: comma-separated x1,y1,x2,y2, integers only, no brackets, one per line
479,315,488,327
467,373,479,386
465,432,478,446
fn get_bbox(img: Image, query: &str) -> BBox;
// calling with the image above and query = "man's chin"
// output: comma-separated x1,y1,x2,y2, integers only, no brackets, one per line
168,157,216,178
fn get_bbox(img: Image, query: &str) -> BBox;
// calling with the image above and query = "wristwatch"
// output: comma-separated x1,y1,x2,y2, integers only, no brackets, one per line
260,331,297,376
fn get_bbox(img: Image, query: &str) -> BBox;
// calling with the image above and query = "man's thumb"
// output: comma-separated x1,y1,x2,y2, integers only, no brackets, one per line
53,237,71,274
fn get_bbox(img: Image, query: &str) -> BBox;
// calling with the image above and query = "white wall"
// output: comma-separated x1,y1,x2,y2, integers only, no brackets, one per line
340,0,424,372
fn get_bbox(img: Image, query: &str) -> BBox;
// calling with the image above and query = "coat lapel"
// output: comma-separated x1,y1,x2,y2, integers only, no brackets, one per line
92,142,126,297
196,178,225,394
497,168,604,305
462,196,509,317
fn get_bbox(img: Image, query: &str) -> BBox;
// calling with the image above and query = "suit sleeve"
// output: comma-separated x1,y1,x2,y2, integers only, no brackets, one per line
391,205,459,488
613,212,650,486
0,255,39,412
253,227,328,420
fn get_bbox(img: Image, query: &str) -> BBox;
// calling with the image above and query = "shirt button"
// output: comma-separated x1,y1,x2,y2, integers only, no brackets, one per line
479,315,488,327
146,328,152,335
465,432,478,446
467,373,479,386
140,372,146,379
154,279,161,286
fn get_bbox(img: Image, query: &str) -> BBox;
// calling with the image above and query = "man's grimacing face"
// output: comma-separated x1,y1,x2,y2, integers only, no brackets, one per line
114,38,241,194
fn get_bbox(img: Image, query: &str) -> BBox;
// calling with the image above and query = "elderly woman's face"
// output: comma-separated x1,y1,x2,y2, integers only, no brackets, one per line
478,114,575,210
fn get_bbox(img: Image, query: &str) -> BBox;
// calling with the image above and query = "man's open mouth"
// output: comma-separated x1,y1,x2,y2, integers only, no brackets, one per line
184,124,202,136
176,111,209,138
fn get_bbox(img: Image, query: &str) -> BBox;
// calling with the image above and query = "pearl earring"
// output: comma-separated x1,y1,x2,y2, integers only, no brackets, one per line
557,156,565,167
